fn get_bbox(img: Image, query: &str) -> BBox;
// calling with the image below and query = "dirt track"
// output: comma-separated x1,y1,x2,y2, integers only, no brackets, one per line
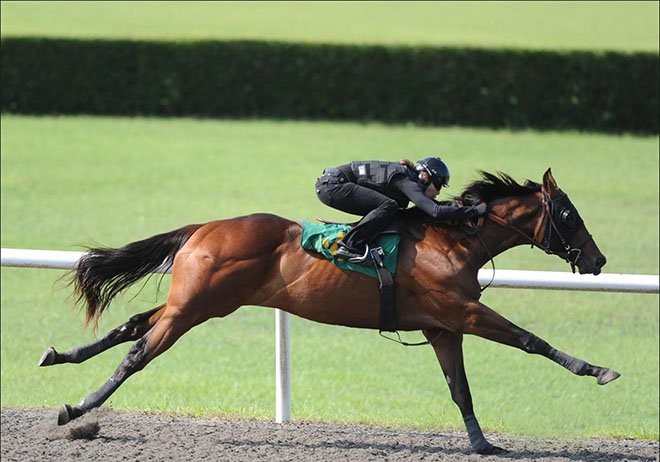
1,407,657,462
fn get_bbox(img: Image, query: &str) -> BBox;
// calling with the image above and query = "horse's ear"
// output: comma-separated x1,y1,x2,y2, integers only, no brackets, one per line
543,168,558,192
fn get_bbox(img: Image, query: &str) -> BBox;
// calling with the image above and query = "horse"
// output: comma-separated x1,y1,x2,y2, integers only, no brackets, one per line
39,168,618,454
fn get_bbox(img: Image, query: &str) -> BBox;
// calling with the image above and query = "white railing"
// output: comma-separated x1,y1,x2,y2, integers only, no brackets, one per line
2,247,659,423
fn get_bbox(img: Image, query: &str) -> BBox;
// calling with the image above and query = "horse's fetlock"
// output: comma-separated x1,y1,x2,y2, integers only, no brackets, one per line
573,361,590,375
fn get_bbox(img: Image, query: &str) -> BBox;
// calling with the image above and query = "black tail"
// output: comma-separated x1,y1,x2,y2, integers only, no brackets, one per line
70,224,202,329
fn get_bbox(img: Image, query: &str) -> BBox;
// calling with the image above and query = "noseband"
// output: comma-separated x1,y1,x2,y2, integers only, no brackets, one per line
486,189,594,273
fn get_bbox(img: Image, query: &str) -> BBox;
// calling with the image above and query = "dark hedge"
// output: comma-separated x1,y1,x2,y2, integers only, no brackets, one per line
1,38,657,133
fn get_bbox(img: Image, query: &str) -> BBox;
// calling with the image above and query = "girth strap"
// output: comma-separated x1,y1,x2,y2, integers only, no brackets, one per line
370,247,396,332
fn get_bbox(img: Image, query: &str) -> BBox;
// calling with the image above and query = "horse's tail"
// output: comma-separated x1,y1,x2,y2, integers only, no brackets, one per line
71,224,203,329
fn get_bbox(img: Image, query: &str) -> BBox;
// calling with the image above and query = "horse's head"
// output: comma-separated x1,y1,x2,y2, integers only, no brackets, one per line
537,169,607,275
456,169,606,275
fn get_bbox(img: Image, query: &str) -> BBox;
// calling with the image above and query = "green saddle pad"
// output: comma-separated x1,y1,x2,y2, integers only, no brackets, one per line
300,220,400,279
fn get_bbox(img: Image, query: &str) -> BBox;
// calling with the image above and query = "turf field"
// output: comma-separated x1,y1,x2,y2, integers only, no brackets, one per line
1,1,658,52
1,115,657,439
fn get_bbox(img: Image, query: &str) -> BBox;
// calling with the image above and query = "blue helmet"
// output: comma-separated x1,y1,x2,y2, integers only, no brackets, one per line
415,157,450,189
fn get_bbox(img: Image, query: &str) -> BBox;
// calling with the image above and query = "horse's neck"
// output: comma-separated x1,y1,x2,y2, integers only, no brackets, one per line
475,195,545,262
401,196,543,269
422,195,543,271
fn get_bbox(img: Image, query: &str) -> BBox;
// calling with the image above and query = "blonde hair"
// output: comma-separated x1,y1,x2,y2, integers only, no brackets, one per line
399,159,415,168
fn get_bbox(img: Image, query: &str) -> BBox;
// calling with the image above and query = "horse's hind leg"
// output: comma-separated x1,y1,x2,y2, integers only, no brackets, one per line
39,305,165,367
464,301,620,385
57,303,218,425
423,328,504,455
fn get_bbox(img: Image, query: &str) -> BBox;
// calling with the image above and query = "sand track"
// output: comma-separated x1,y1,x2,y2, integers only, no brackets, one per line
1,408,657,461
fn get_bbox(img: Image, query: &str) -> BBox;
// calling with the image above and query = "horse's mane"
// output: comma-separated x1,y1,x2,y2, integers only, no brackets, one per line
457,170,541,205
401,171,541,226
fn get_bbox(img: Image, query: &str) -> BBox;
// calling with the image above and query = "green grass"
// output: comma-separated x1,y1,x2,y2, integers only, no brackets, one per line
1,114,658,440
1,1,658,52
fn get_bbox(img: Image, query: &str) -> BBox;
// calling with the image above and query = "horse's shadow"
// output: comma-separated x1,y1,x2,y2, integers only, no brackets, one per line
208,433,657,462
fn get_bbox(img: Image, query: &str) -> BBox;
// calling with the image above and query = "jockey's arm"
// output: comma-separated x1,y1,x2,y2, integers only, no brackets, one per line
391,177,482,221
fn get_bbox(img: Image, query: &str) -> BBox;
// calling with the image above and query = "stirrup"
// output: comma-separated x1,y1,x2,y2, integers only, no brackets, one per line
336,244,370,263
348,245,370,263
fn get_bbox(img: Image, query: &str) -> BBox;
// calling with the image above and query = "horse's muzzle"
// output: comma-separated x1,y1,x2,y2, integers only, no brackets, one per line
580,254,606,275
593,255,607,275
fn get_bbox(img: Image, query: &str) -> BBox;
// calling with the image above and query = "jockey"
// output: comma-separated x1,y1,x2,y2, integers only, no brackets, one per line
315,157,487,262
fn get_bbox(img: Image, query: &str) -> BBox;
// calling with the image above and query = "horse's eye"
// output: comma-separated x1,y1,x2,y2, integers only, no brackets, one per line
560,209,576,227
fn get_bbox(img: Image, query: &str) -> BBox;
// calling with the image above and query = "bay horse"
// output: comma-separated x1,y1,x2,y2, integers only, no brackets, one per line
40,168,618,454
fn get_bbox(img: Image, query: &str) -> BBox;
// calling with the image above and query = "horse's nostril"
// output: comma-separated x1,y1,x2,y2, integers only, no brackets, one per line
596,256,607,268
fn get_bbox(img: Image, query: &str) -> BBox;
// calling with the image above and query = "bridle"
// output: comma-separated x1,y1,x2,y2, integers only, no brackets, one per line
480,187,595,275
536,189,596,272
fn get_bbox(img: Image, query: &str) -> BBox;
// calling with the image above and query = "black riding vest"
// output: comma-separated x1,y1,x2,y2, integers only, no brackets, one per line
348,161,414,207
349,161,409,186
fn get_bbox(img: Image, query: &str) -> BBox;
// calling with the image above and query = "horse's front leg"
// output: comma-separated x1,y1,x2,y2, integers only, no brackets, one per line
463,301,620,385
422,328,504,455
39,305,164,367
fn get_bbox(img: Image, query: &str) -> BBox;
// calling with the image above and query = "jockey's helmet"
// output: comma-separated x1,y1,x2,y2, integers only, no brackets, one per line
415,157,450,189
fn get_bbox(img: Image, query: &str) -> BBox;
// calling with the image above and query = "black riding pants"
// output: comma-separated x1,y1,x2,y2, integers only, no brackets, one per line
315,174,399,249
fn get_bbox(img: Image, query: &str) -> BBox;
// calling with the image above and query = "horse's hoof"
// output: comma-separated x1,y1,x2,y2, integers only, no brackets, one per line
475,444,507,455
597,368,621,385
57,404,73,425
38,347,58,367
488,446,508,455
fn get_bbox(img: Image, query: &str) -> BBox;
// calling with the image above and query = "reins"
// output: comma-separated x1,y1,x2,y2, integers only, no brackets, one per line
476,194,551,287
486,211,541,247
379,329,444,347
468,189,555,292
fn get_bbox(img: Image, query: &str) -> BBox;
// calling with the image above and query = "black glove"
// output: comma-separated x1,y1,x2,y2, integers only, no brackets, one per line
473,203,488,215
466,203,487,218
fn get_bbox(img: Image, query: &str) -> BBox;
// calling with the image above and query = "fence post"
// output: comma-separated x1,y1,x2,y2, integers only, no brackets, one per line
275,309,291,423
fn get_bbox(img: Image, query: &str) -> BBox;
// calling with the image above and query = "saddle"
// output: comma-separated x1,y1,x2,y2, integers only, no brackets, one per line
302,201,484,336
300,219,401,332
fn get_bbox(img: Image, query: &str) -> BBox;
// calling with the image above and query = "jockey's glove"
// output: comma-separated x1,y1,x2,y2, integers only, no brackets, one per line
472,203,488,216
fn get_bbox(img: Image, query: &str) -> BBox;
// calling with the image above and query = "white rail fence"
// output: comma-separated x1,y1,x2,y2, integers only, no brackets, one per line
2,248,659,423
